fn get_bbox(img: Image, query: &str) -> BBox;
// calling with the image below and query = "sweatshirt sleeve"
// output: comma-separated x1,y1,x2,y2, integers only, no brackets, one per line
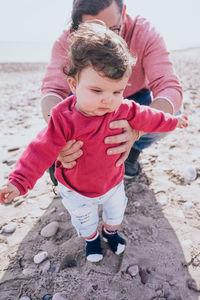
41,30,71,99
8,108,68,195
124,100,178,133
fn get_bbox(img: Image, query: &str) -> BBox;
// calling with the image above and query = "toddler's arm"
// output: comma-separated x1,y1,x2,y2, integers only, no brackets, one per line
0,183,20,205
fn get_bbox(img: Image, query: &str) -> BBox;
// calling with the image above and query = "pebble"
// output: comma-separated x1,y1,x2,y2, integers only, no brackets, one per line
175,209,185,219
183,167,197,183
50,266,56,273
182,239,192,246
157,193,168,206
121,272,132,280
2,222,17,233
164,289,177,300
133,201,141,207
187,278,200,292
139,268,148,284
34,251,48,264
7,147,20,152
22,268,35,276
2,159,16,166
183,201,194,209
130,183,147,193
43,295,52,300
14,199,25,207
19,297,31,300
58,212,65,217
39,260,51,273
40,221,59,238
127,265,139,277
52,293,67,300
50,207,56,214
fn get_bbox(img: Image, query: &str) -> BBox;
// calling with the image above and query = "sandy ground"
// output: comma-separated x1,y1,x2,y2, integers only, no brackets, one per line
0,48,200,300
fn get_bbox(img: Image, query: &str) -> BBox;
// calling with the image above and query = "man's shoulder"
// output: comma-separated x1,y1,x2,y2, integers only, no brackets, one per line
124,14,158,40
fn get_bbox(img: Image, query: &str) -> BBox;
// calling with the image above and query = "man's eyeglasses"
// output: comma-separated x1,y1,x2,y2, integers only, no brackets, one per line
109,16,122,34
110,25,122,34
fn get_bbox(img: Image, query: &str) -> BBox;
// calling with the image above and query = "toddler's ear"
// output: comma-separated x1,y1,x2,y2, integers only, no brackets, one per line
67,77,77,94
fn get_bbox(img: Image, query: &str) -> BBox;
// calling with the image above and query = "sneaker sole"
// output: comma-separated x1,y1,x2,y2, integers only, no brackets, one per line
123,173,135,179
87,254,103,262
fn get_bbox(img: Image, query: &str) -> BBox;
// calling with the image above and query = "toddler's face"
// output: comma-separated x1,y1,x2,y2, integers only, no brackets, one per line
68,66,129,116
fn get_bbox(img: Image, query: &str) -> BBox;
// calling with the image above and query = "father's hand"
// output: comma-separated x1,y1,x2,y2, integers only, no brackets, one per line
104,120,145,167
57,140,83,168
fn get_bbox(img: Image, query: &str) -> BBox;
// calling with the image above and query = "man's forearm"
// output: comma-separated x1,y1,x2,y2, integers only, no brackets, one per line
150,97,174,115
41,95,63,123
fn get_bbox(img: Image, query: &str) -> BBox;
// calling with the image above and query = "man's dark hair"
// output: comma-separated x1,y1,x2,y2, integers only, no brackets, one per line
64,22,136,80
71,0,124,30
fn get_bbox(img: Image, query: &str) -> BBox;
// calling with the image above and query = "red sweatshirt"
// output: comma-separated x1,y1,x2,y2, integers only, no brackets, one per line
9,95,178,197
41,14,182,113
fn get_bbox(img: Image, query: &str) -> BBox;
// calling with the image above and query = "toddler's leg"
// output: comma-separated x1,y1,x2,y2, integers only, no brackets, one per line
102,181,127,255
59,183,102,262
102,224,125,255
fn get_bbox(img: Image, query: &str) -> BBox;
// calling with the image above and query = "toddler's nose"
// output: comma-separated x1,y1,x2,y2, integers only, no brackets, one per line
101,96,113,104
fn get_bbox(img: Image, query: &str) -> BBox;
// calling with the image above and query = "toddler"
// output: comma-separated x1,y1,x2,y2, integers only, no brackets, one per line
0,23,188,262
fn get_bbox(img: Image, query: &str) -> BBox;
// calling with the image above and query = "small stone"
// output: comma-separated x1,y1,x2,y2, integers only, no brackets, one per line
175,209,185,219
182,239,192,246
50,266,56,273
121,272,132,280
183,201,194,209
19,297,31,300
34,251,48,264
52,293,67,300
39,260,51,273
168,280,177,286
156,289,163,296
164,290,177,300
41,221,59,237
187,278,200,292
2,159,16,166
43,295,52,300
129,183,147,194
2,222,17,233
139,268,148,284
157,193,168,206
127,265,139,277
183,167,197,183
58,212,65,216
7,147,20,152
14,199,25,207
133,201,141,207
22,268,35,276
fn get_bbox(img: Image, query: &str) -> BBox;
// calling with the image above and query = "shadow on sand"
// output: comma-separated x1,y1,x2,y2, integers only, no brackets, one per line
0,172,199,300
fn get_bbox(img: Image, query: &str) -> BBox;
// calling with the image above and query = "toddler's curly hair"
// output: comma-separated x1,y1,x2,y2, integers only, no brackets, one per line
64,22,136,80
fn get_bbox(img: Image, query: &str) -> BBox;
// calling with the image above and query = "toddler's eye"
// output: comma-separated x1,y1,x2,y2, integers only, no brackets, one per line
113,91,121,95
91,89,101,93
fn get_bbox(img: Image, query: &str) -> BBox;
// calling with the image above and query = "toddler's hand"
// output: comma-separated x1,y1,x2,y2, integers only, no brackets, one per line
0,183,20,205
177,115,188,128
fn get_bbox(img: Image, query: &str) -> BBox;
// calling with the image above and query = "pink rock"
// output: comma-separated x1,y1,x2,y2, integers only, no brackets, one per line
139,268,148,284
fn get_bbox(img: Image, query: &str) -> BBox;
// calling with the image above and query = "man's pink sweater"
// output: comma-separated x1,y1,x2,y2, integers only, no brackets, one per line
41,14,182,113
9,96,178,198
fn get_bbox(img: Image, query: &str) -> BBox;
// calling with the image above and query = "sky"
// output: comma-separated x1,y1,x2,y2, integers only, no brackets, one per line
0,0,199,61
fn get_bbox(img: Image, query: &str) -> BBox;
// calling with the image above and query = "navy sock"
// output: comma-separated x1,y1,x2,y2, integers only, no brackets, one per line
85,231,103,262
102,226,125,255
